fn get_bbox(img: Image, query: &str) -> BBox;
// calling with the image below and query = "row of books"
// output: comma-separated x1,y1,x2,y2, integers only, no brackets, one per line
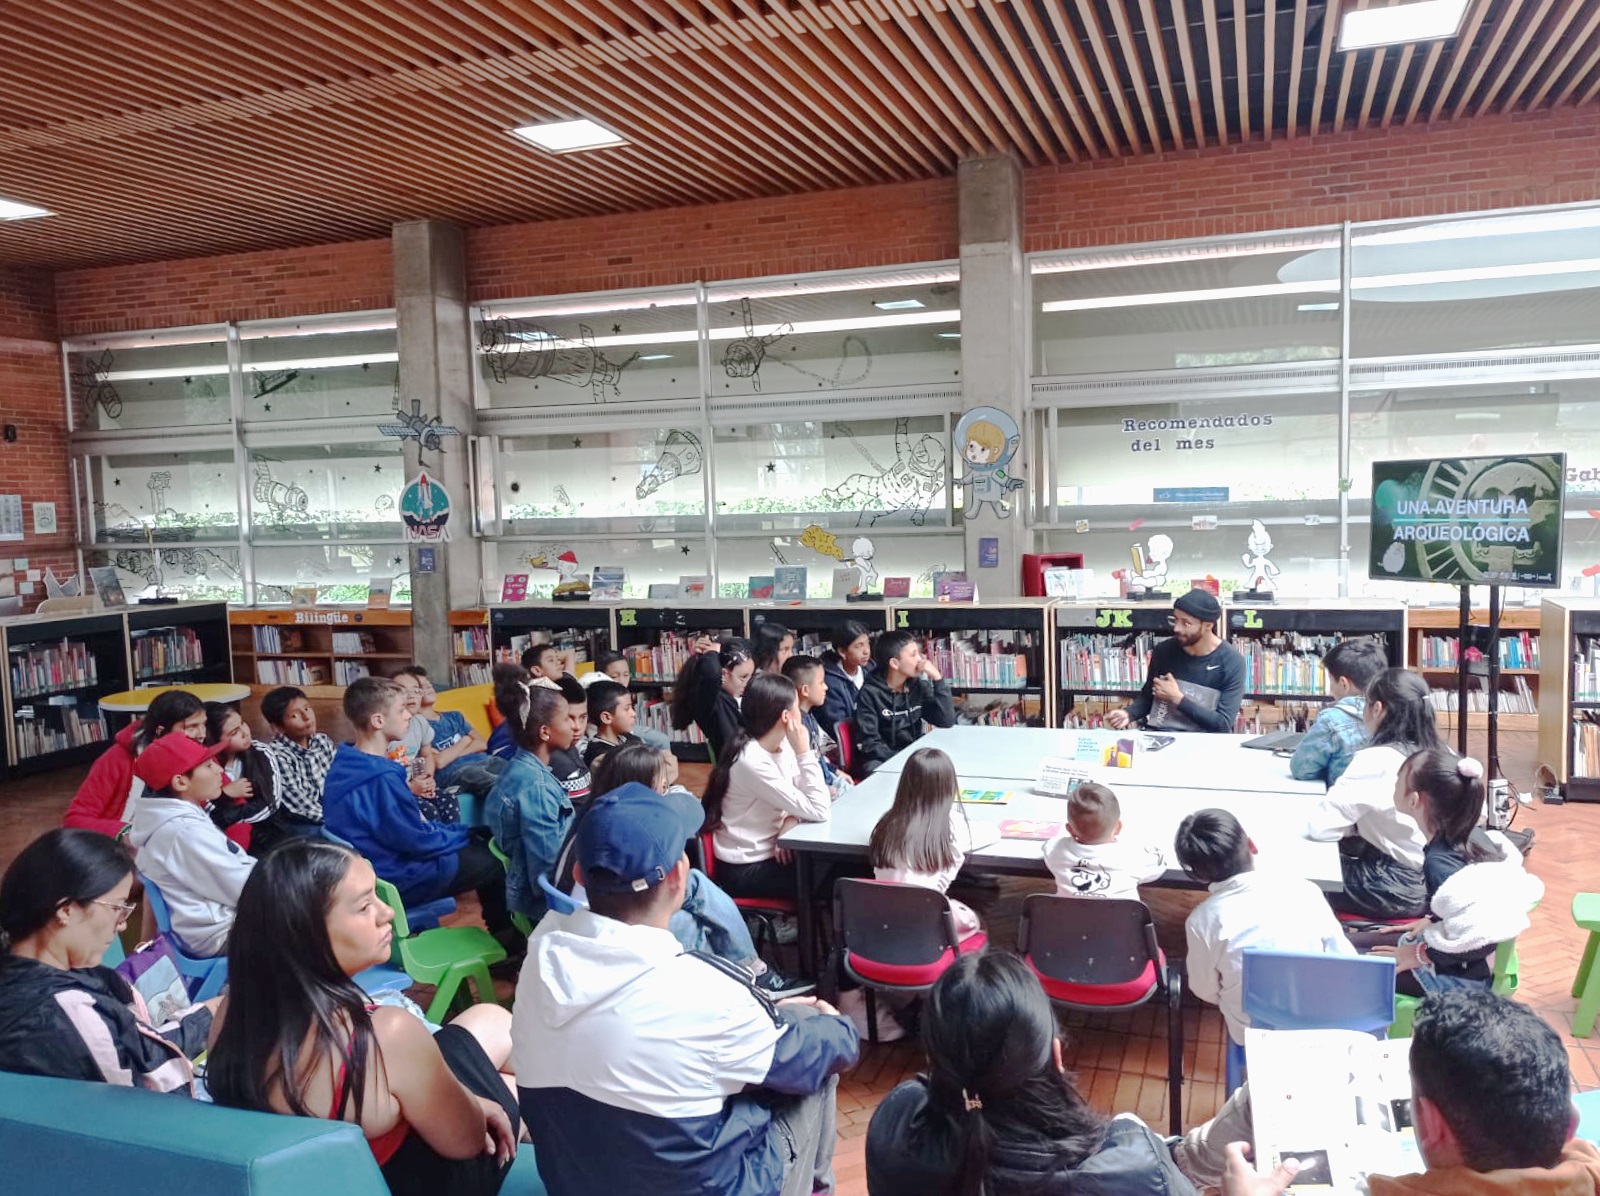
1233,633,1342,696
1574,715,1600,780
954,698,1030,728
14,700,108,760
624,630,739,685
1058,632,1158,691
922,635,1032,689
255,658,330,686
333,661,371,685
331,631,379,655
497,632,600,670
9,638,98,698
252,625,307,653
1426,678,1537,715
133,626,205,679
635,695,706,745
454,626,490,655
454,661,493,686
1575,638,1600,701
1417,632,1540,670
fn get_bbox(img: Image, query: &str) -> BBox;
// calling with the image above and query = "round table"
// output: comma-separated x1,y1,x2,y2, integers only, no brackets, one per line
98,682,252,717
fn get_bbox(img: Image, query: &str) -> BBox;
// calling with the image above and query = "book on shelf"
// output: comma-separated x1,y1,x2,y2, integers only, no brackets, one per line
454,661,493,686
882,576,910,598
678,575,710,601
133,626,204,679
1059,632,1158,691
12,695,108,759
366,577,392,610
920,633,1031,688
635,694,705,745
831,568,858,599
290,585,318,608
624,631,733,684
255,658,331,686
1574,638,1600,702
955,697,1028,728
332,631,378,655
773,566,807,600
453,626,490,655
333,660,372,685
1230,632,1349,697
88,566,126,609
590,566,626,601
1575,714,1600,780
503,632,594,671
1426,677,1537,715
747,575,775,600
1418,630,1538,670
501,574,529,603
251,625,307,653
9,637,98,697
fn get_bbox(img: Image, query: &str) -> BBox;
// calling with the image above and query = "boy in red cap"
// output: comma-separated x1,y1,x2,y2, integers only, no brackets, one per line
127,730,255,958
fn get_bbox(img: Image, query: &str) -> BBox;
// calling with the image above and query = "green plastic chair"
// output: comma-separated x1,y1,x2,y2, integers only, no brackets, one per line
486,838,536,938
1571,893,1600,1039
373,875,506,1024
1389,905,1532,1039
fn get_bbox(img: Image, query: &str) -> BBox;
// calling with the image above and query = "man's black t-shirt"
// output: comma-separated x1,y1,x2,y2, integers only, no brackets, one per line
1123,637,1246,733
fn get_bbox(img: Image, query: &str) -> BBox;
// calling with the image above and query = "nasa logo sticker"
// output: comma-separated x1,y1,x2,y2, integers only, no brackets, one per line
398,472,452,543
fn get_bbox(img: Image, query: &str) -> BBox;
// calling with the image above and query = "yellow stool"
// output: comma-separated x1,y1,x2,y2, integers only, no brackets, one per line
1571,893,1600,1038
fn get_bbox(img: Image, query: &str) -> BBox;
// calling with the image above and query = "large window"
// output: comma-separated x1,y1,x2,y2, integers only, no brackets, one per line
68,328,230,433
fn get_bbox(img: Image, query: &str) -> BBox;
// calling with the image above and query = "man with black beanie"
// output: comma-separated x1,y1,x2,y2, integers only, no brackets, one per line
1107,588,1245,733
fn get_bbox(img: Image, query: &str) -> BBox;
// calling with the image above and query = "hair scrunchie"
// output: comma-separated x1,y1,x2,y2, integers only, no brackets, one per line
1456,756,1484,780
962,1088,984,1113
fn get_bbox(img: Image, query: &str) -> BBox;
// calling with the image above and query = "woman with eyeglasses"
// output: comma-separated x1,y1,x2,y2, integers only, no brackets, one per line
0,828,216,1092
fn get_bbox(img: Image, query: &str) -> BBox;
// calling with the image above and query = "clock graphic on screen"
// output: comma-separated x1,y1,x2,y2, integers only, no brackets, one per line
1409,455,1563,583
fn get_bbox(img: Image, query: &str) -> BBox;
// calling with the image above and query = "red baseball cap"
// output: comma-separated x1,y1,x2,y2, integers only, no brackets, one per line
134,731,226,792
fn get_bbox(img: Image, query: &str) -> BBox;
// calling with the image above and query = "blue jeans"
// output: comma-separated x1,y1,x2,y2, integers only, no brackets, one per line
670,868,759,970
636,727,672,752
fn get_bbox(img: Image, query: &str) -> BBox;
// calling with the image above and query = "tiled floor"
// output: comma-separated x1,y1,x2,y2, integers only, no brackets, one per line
4,728,1596,1196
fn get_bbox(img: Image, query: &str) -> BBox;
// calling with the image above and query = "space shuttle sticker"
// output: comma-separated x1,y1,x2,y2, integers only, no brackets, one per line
399,472,453,543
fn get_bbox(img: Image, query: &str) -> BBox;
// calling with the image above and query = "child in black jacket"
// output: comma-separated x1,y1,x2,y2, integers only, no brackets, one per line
852,630,955,775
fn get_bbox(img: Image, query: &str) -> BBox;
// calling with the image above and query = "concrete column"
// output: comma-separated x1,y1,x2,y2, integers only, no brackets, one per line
393,220,477,681
957,155,1030,598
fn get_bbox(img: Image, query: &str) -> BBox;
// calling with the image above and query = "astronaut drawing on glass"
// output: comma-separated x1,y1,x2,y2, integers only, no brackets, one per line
953,406,1023,520
1242,519,1280,593
822,417,945,526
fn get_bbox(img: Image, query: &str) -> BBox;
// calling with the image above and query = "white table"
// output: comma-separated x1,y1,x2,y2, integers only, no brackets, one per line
869,726,1328,796
780,758,1341,974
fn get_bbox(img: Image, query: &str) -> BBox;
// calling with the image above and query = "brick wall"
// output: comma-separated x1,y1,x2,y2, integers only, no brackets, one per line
0,269,74,612
1024,107,1600,251
54,238,393,338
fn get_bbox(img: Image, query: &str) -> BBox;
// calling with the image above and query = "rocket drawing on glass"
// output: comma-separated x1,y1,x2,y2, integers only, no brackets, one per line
1242,519,1280,593
953,406,1024,520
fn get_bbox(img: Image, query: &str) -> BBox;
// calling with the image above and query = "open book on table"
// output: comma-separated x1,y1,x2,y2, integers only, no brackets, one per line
1247,1027,1422,1193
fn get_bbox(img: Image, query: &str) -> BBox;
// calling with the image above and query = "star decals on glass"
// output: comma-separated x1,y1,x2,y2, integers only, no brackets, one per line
373,464,383,473
573,437,583,448
765,462,776,473
680,545,691,555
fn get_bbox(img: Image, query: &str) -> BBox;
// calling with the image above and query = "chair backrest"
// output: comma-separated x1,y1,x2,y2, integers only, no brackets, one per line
433,683,495,740
372,875,412,939
1240,949,1397,1033
697,830,718,881
834,719,855,773
537,872,581,917
836,878,959,966
140,874,174,935
1019,894,1159,987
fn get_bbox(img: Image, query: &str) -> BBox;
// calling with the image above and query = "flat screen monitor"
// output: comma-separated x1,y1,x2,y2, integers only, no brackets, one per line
1369,453,1565,587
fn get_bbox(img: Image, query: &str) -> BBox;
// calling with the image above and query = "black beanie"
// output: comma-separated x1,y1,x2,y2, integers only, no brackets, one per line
1173,588,1221,623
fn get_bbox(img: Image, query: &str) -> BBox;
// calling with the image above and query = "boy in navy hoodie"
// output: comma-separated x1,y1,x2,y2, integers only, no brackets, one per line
322,676,514,942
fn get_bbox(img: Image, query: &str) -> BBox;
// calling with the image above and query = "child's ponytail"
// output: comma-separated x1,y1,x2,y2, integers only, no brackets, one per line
1404,747,1501,860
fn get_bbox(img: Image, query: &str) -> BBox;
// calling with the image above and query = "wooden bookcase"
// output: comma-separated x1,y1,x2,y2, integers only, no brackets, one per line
890,599,1052,728
228,608,414,698
3,601,230,777
613,601,746,761
485,603,614,676
1407,606,1541,734
450,609,489,686
1538,598,1600,800
748,603,892,662
1053,600,1184,728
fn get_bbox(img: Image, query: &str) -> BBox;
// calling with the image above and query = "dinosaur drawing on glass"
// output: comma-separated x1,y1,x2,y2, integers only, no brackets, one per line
478,315,637,402
822,417,945,526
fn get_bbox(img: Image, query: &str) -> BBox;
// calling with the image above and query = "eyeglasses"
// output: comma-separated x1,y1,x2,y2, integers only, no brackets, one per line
92,899,137,926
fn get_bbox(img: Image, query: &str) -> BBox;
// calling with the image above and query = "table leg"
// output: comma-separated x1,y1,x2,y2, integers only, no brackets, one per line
795,852,816,979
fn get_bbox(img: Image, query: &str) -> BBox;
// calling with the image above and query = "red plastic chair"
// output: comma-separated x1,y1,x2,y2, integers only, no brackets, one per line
698,830,797,963
1019,894,1183,1135
834,719,856,777
836,878,986,1042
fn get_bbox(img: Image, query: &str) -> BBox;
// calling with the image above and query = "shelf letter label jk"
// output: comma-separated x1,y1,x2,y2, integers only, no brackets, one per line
1095,609,1132,629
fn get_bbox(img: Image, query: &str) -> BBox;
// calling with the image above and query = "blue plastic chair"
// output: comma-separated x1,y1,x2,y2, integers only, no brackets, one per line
137,874,228,1001
320,827,455,931
538,872,581,917
1225,949,1398,1093
1576,1089,1600,1147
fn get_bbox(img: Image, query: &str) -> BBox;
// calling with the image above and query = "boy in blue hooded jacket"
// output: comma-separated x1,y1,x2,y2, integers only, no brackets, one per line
322,676,514,941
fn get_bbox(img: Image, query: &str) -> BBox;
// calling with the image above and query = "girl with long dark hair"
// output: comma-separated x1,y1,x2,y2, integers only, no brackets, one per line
1386,748,1542,997
64,688,207,838
203,701,277,853
703,672,831,900
207,840,518,1196
751,621,794,673
0,828,214,1090
866,952,1193,1195
668,637,754,759
869,748,997,939
820,619,874,737
1307,668,1441,918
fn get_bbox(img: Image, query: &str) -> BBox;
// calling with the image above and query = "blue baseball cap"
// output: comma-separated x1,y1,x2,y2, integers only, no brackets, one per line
576,782,703,895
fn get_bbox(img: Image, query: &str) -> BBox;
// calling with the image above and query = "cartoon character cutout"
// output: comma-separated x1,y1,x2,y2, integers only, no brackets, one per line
953,406,1024,520
1242,520,1280,593
1133,533,1173,590
823,417,946,526
845,536,878,592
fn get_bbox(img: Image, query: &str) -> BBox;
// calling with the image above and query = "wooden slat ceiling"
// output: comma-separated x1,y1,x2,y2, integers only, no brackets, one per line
2,0,1599,271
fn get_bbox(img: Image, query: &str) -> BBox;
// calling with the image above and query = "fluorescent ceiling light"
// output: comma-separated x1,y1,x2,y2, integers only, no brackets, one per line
873,298,925,310
102,352,398,382
1339,0,1467,51
1354,206,1600,246
1041,280,1337,313
1298,302,1341,312
938,332,962,339
637,353,673,361
1354,256,1600,291
0,196,53,220
511,119,625,153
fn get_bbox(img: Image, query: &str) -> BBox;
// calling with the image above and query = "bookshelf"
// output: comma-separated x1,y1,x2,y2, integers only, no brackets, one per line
1053,601,1182,728
614,601,747,760
1224,601,1406,735
1407,607,1541,734
450,609,489,686
1538,598,1600,801
2,601,230,777
890,600,1052,729
748,603,892,663
228,608,415,698
486,603,613,679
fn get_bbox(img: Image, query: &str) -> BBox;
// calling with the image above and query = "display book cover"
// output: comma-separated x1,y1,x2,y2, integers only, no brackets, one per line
1147,680,1220,733
88,566,126,609
774,566,807,600
590,567,626,601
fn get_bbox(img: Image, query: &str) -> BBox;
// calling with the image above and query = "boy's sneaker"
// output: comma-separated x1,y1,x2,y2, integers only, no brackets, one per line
753,969,815,999
772,916,799,945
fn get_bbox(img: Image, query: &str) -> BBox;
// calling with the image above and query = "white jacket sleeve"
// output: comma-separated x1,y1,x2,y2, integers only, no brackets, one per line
1306,747,1393,842
1184,914,1223,1006
734,742,832,824
167,829,256,908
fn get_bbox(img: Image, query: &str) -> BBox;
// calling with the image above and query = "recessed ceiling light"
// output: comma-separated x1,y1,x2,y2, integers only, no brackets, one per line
637,353,673,361
0,197,54,221
873,298,925,311
511,119,625,153
1339,0,1467,51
